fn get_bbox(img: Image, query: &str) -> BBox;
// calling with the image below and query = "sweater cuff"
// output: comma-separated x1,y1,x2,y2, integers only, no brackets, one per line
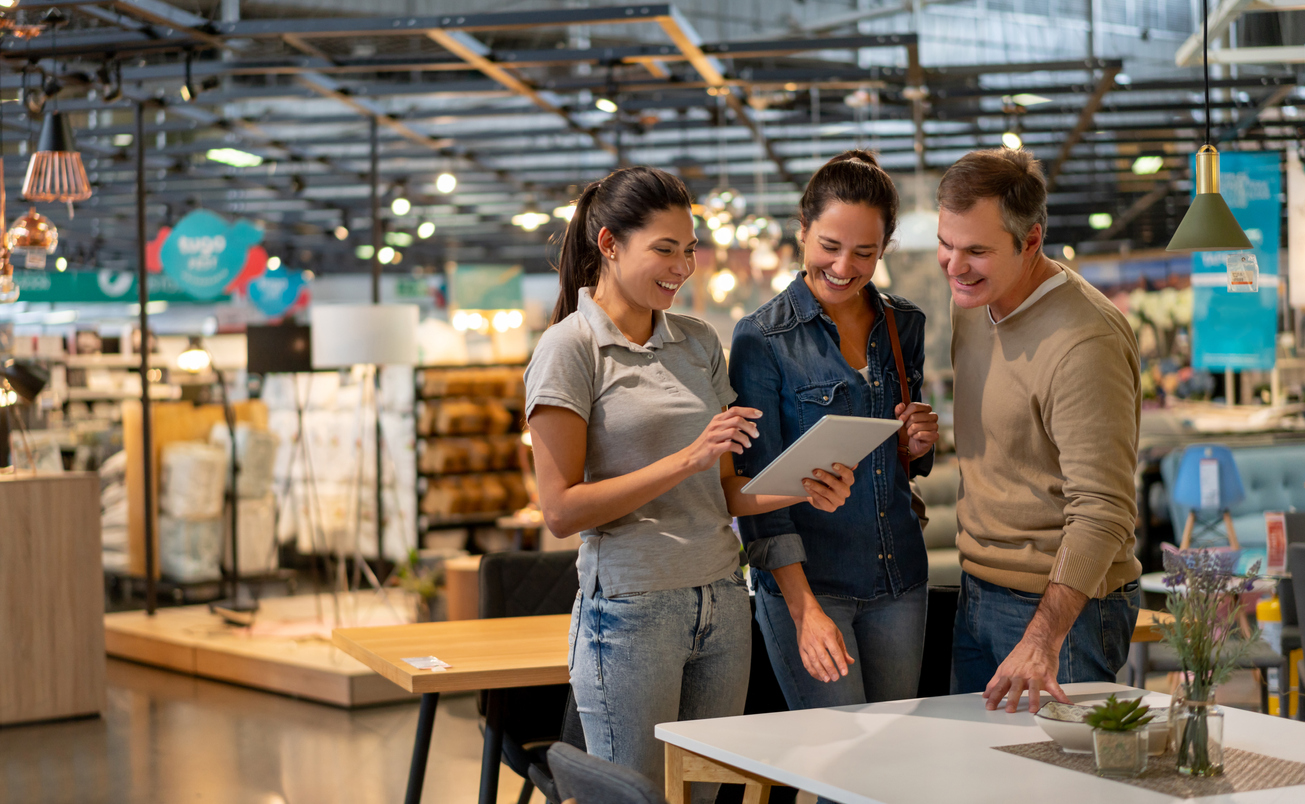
1048,545,1114,598
745,533,806,571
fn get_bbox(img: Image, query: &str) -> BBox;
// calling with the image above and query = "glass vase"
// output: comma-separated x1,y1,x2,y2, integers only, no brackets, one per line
1174,690,1224,776
1093,729,1148,778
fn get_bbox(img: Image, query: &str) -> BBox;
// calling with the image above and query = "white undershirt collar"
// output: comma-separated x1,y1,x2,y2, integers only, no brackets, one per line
988,268,1068,325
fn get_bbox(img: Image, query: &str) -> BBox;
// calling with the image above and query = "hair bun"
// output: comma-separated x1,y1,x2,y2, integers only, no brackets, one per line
831,149,880,169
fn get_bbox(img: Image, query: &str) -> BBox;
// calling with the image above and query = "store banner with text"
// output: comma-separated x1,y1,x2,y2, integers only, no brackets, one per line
12,269,231,303
159,210,264,301
1190,151,1280,371
246,271,310,318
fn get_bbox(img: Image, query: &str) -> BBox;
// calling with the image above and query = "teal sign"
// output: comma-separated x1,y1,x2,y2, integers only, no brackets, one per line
12,269,230,303
247,271,308,318
449,263,523,309
160,210,263,301
1190,152,1281,371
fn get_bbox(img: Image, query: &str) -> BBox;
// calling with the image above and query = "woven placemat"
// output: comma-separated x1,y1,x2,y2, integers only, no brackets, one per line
994,741,1305,797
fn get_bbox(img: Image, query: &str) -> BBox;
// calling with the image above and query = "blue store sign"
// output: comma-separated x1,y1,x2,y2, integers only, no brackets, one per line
159,210,264,301
1190,151,1281,372
247,271,308,318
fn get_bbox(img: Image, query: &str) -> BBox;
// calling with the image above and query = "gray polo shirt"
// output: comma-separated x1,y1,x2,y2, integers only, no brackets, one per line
525,287,741,598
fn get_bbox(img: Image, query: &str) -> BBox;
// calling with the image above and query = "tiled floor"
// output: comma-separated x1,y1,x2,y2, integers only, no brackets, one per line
0,659,544,804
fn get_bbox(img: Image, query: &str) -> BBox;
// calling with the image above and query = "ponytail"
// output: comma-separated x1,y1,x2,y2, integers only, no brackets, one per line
549,166,694,326
551,182,604,325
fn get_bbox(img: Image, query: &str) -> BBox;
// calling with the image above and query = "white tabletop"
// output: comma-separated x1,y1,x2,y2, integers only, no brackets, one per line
1139,571,1279,595
655,682,1305,804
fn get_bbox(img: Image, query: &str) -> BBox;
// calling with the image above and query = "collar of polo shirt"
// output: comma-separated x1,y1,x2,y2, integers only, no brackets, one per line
577,286,686,351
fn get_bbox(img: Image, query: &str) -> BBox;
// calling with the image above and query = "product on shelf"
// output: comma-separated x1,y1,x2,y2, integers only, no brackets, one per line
159,442,226,520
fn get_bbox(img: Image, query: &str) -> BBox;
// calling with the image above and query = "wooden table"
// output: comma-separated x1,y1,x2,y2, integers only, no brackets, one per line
333,614,570,804
1133,607,1173,642
658,681,1305,804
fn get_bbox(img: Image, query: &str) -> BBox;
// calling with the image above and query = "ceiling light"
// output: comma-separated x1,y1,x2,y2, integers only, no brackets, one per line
770,271,797,293
708,270,736,303
377,246,395,264
1001,131,1023,149
595,97,618,114
1132,156,1164,175
436,173,457,194
55,257,67,271
386,231,414,247
512,211,550,232
266,256,281,271
23,112,92,204
1010,93,1052,106
417,221,436,239
391,197,411,216
1114,73,1131,85
177,337,211,374
553,204,577,222
1089,212,1113,230
0,0,19,8
1062,245,1075,261
356,244,374,259
206,148,263,168
112,134,132,147
1166,0,1252,254
334,225,349,240
712,225,735,246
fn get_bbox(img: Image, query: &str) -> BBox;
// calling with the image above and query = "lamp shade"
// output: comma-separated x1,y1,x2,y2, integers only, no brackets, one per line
1171,445,1245,511
2,360,49,401
310,304,419,367
22,111,93,204
1167,145,1253,253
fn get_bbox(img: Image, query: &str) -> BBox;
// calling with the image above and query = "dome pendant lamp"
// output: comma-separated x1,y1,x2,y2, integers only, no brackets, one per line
1166,0,1251,253
22,110,92,210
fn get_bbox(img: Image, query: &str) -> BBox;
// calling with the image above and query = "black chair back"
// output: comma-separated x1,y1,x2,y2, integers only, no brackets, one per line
548,742,668,804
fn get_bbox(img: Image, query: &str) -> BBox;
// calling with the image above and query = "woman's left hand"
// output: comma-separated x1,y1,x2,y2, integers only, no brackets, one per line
803,463,856,513
895,402,940,459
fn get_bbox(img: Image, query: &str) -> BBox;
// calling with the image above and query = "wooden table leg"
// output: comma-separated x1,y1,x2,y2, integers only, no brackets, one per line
479,688,505,804
665,743,772,804
405,692,439,804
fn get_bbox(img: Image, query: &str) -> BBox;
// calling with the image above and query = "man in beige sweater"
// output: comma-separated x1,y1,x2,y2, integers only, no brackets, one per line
938,148,1142,713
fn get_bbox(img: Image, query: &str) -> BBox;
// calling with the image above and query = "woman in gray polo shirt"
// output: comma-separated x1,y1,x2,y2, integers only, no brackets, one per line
525,166,855,798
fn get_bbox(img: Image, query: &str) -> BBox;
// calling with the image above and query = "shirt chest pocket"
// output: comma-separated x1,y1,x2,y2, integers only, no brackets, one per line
884,367,924,407
795,379,851,432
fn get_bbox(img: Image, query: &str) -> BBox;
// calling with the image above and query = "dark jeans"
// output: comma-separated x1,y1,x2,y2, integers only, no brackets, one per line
950,572,1140,695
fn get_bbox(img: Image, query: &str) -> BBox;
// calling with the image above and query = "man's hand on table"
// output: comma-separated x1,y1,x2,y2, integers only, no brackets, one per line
983,581,1089,713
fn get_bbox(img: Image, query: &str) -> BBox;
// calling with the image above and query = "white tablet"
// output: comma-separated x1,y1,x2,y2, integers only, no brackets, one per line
740,414,902,497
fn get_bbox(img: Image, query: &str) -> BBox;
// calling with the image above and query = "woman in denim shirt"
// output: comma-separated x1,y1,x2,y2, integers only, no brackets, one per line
730,151,940,723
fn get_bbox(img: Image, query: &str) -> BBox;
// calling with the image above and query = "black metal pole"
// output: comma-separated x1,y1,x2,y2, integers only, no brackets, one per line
370,115,385,565
214,366,244,607
136,101,156,616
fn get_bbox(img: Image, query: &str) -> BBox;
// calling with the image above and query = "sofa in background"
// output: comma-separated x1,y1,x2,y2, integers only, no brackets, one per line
916,459,962,586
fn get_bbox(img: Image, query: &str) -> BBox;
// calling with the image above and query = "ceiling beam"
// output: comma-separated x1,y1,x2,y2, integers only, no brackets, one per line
1045,65,1120,191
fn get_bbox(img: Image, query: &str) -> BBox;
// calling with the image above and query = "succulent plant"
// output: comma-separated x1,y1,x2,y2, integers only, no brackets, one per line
1086,695,1154,732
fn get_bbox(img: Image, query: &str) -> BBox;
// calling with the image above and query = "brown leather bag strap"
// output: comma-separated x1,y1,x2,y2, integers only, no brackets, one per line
882,303,913,477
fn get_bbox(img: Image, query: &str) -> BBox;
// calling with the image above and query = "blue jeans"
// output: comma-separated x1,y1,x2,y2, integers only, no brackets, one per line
755,582,928,708
950,572,1141,695
569,573,751,803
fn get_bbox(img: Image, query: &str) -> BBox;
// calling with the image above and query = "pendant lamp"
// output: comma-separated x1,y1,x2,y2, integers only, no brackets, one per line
5,207,58,269
1166,0,1251,253
22,111,92,204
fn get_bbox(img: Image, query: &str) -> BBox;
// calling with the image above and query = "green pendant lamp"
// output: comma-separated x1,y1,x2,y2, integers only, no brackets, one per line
1166,0,1252,253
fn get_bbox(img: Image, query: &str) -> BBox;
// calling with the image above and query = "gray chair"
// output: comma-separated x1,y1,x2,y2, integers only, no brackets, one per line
479,550,580,804
548,742,668,804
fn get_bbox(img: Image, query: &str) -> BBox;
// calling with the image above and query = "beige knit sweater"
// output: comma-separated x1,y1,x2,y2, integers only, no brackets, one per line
951,267,1143,598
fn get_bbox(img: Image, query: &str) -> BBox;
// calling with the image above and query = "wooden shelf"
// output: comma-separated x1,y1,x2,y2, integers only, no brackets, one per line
67,386,182,401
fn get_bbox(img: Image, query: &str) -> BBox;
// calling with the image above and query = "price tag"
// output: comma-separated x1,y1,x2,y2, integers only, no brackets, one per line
1199,458,1221,509
1227,253,1258,293
403,655,451,671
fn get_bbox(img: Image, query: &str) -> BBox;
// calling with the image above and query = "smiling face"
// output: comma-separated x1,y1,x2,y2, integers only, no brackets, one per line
596,206,697,312
799,201,886,310
937,196,1042,315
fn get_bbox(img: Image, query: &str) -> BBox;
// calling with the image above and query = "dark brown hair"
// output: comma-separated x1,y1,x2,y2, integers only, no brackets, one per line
936,148,1048,252
798,149,898,247
551,166,693,325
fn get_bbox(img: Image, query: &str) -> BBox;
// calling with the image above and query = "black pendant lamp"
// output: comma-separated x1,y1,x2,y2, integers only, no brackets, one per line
1166,0,1251,253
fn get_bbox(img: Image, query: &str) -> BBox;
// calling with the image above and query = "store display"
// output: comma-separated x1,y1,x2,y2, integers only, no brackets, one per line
159,441,226,520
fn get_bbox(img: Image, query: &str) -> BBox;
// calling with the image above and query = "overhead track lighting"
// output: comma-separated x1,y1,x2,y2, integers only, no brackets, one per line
1132,156,1165,175
180,52,195,102
1001,130,1022,150
391,196,411,216
266,256,281,271
435,173,457,194
334,225,349,241
1166,0,1252,253
417,221,436,239
206,148,262,168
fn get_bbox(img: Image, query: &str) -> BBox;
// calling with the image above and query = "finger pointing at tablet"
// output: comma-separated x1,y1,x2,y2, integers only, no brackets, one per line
681,407,763,473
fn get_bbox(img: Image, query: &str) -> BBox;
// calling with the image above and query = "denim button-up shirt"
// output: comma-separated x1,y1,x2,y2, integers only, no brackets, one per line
729,274,932,600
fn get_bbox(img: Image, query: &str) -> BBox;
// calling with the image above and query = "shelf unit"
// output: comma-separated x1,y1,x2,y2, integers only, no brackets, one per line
413,364,528,551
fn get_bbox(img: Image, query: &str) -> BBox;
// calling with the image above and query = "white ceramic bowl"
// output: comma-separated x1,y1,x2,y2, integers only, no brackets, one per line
1034,701,1169,756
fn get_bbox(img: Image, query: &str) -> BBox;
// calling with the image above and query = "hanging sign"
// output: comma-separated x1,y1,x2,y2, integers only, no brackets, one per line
159,210,264,301
11,269,230,303
246,270,309,318
448,263,523,310
226,245,269,295
1190,151,1280,371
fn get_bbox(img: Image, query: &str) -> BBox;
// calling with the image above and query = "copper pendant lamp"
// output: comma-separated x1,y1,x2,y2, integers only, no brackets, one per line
22,110,92,205
5,207,58,269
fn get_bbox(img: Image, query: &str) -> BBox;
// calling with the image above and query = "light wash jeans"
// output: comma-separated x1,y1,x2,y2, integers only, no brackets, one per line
754,582,927,709
569,572,751,803
950,572,1141,695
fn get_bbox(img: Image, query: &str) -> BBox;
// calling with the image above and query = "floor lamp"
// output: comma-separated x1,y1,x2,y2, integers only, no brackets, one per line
310,304,419,583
